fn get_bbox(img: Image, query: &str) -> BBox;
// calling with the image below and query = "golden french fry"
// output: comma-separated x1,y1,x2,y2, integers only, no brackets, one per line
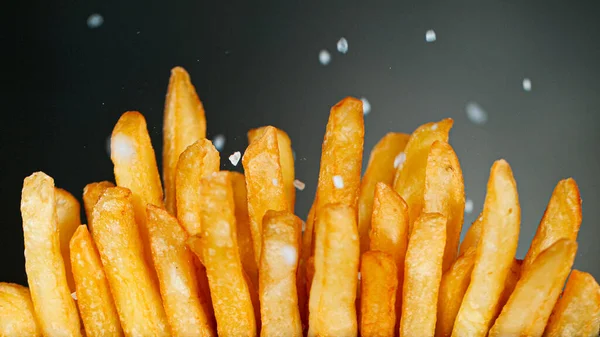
305,255,315,298
543,270,600,337
423,140,465,272
259,210,303,337
70,225,123,337
458,213,482,256
147,205,215,337
187,172,256,337
358,132,410,254
298,200,316,332
92,187,169,336
193,259,216,328
452,159,521,337
175,138,220,236
21,172,82,336
393,119,453,232
489,239,578,337
491,258,523,325
82,181,114,233
242,126,288,266
360,251,398,337
55,188,82,292
243,270,262,333
400,213,446,337
308,203,360,337
163,66,207,215
248,126,296,212
0,283,41,337
521,178,582,275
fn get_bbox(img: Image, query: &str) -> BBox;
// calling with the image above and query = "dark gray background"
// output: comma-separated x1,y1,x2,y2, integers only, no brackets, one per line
5,0,599,285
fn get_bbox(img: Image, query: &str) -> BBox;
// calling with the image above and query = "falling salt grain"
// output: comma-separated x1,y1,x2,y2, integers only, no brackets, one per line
106,135,112,157
394,152,406,169
212,134,226,151
71,292,77,301
431,123,438,131
361,97,371,115
87,13,104,29
337,37,348,54
272,178,279,186
281,245,297,266
228,151,241,166
112,134,136,159
293,179,306,191
333,175,344,189
522,78,532,92
425,29,437,42
465,198,474,214
465,101,488,125
319,50,331,66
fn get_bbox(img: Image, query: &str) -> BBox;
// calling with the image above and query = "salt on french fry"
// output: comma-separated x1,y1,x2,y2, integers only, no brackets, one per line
423,140,465,272
55,188,82,292
259,210,303,337
458,213,482,256
489,239,578,337
400,213,446,337
452,159,521,337
360,251,398,337
308,203,360,337
92,187,169,336
21,172,82,336
357,132,410,254
163,66,207,215
70,225,123,337
175,138,220,236
82,181,114,234
0,283,41,337
147,205,215,337
543,270,600,337
521,178,582,275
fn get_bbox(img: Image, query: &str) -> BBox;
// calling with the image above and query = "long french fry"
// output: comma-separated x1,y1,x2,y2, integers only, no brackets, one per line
358,132,410,253
21,172,82,336
259,210,303,337
360,251,398,337
0,283,41,337
489,239,578,337
82,181,114,234
491,258,522,325
175,138,220,236
423,140,465,272
243,270,262,333
452,159,520,337
543,270,600,337
147,205,215,337
163,66,207,215
92,187,169,336
458,214,482,256
55,187,82,292
70,225,123,337
298,199,316,328
309,203,360,337
400,213,446,337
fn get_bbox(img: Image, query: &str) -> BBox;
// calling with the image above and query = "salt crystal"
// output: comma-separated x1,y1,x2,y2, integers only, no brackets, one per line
361,97,371,115
431,123,438,131
319,50,331,65
228,151,241,166
465,101,488,125
425,29,437,42
87,13,104,29
281,245,297,266
170,265,188,295
333,175,344,189
465,198,474,214
111,134,136,160
522,78,532,92
71,292,77,301
272,178,279,186
337,37,348,54
394,152,406,169
358,272,361,280
293,179,306,191
212,134,226,151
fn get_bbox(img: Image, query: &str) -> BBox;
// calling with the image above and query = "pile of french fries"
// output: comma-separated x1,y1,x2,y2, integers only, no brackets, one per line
1,66,599,337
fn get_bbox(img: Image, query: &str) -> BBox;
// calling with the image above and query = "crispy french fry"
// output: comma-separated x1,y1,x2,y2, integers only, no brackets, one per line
458,213,482,256
248,126,296,212
0,283,41,337
308,203,360,337
242,126,288,266
175,138,220,236
305,256,315,298
55,188,82,292
400,213,446,337
147,205,215,337
489,239,578,337
358,132,410,254
491,258,522,325
393,119,453,232
243,270,262,333
543,270,600,337
360,251,398,337
298,200,316,331
452,159,521,337
193,259,216,329
423,140,465,272
21,172,82,337
82,181,114,234
70,225,123,337
259,210,303,337
521,178,582,275
187,172,256,337
92,187,169,336
163,66,207,215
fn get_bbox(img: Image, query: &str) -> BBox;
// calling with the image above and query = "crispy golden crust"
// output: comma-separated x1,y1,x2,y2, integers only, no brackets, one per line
0,283,41,337
82,181,114,234
360,251,398,337
55,187,82,292
458,213,482,256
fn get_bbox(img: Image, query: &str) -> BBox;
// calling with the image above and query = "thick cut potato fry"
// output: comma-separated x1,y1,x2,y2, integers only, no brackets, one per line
0,283,41,337
21,172,82,337
163,66,207,215
242,126,288,266
175,138,220,236
308,204,360,337
147,205,215,337
187,172,256,337
393,119,453,231
55,187,82,292
423,140,465,272
92,187,169,336
491,258,522,325
543,270,600,337
358,132,410,254
82,181,115,233
70,225,123,337
259,210,303,337
248,126,296,213
521,178,582,275
452,159,521,337
360,251,398,337
489,239,578,337
458,213,482,256
400,213,446,337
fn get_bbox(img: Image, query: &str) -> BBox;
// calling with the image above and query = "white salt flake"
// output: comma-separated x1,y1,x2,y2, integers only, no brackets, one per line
361,97,371,115
281,245,297,266
358,272,361,280
465,101,488,125
71,292,77,301
425,29,437,42
272,178,279,186
319,49,331,65
212,134,226,151
431,123,438,131
333,175,344,189
522,78,532,92
394,152,406,169
111,134,136,160
228,151,241,166
208,248,216,256
293,179,306,191
465,198,474,214
105,135,111,157
170,265,189,295
337,37,348,54
87,13,104,29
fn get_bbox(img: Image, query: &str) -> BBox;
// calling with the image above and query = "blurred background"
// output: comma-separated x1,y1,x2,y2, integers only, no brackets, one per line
5,0,599,284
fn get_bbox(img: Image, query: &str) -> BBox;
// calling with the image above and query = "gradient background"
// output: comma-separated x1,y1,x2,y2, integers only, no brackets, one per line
6,0,599,284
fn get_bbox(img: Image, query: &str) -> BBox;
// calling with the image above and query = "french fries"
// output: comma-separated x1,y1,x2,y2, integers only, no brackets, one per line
492,258,523,325
458,214,482,256
360,251,398,337
82,181,115,233
55,187,82,292
0,283,41,337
